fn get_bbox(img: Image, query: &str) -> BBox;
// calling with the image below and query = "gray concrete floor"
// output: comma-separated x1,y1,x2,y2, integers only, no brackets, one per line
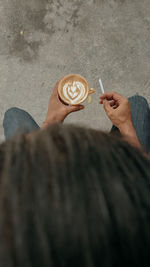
0,0,150,142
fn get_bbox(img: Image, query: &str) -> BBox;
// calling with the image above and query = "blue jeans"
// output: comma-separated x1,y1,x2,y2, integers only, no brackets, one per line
3,108,40,139
3,95,150,152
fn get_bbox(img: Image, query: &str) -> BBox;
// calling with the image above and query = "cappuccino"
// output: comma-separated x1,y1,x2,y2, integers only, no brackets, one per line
62,80,86,105
58,74,95,105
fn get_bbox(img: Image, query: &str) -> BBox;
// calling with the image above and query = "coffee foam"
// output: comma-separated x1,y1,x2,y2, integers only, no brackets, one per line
62,80,86,104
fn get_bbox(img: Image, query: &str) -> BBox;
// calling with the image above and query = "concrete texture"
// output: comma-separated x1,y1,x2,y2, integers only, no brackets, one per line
0,0,150,142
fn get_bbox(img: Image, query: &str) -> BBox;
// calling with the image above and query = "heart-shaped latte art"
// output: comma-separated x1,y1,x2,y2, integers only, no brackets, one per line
67,85,80,99
62,81,86,104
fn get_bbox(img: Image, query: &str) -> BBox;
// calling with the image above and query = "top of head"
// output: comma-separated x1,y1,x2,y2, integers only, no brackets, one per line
1,122,150,267
58,74,89,105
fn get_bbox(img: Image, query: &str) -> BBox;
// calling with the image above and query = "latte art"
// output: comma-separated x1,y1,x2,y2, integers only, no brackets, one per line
62,81,86,104
58,74,94,105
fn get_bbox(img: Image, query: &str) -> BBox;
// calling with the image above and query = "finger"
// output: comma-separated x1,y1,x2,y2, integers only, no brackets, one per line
113,102,119,108
99,99,116,106
100,92,123,101
112,105,118,109
67,104,85,113
103,100,112,114
109,100,115,107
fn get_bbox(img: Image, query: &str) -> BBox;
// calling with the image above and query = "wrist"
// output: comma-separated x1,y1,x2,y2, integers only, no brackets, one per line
118,121,135,136
118,121,142,150
41,114,64,129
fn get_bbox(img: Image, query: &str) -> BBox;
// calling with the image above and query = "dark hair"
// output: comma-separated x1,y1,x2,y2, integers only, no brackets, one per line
0,123,150,267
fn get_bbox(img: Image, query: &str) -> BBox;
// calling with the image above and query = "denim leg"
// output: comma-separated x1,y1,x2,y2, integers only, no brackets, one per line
110,95,150,152
3,107,40,140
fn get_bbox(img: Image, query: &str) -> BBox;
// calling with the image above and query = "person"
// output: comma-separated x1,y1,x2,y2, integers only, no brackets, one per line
0,77,149,267
2,78,150,153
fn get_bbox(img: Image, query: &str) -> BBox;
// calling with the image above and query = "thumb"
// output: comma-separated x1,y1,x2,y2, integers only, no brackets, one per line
68,104,85,113
103,100,112,114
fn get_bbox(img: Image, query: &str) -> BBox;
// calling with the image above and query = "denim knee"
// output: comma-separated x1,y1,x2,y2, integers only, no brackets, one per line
128,95,147,103
3,107,20,125
5,107,20,114
4,107,21,117
128,95,149,107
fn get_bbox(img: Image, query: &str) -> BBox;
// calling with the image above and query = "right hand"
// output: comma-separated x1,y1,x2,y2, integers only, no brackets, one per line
99,92,132,129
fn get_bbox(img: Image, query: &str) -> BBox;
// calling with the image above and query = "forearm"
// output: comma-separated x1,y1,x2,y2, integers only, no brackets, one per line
118,121,142,150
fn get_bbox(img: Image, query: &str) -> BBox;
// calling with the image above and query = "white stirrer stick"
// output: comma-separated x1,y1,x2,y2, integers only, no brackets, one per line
99,79,105,94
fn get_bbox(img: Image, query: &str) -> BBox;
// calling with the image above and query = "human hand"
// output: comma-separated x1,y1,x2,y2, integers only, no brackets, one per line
99,92,132,130
43,78,85,125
